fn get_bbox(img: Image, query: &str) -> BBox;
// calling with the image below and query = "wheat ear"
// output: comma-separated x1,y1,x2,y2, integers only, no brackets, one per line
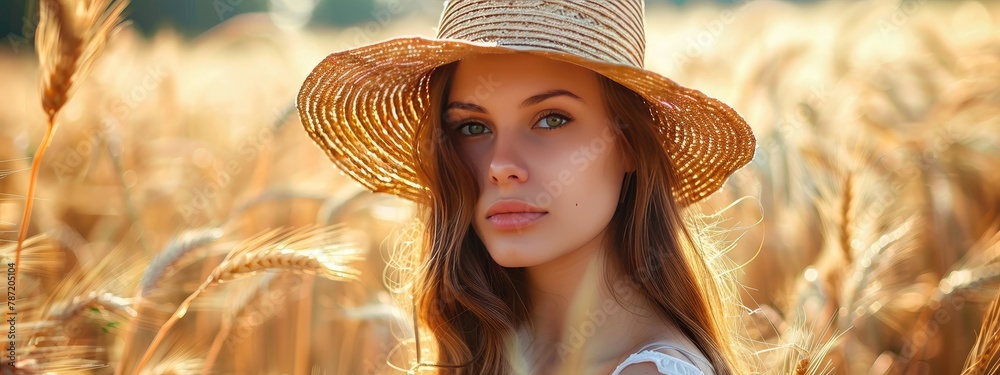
768,315,842,375
114,227,224,375
50,290,136,321
131,226,360,374
139,227,225,297
12,0,129,327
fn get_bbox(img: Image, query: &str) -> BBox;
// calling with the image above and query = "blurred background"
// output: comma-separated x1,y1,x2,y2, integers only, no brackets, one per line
1,0,999,374
1,0,825,39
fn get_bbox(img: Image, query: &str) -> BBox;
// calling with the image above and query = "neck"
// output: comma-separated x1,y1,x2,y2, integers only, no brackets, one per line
518,230,660,373
524,235,604,334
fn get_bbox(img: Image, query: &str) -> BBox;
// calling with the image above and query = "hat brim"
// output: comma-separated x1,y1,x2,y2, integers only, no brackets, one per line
297,36,756,205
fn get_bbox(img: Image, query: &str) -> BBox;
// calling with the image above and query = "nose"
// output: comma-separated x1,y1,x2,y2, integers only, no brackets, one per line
488,133,528,185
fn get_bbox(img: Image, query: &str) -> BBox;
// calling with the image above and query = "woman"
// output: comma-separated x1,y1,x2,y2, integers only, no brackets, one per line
297,1,757,374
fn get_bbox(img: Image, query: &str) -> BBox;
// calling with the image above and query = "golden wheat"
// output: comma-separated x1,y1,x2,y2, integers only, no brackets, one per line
132,226,361,374
962,290,1000,375
202,273,287,374
15,0,131,313
1,0,999,373
139,227,225,297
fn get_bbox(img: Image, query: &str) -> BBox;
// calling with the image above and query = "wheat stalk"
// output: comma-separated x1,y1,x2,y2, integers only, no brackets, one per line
937,230,1000,301
17,237,144,373
897,229,1000,373
12,0,130,330
15,337,106,374
940,265,1000,298
758,312,842,375
12,345,107,373
0,233,63,277
840,216,921,330
201,273,285,375
139,358,203,375
133,338,206,375
131,225,361,374
115,227,224,375
838,173,853,264
294,274,316,375
105,136,150,254
961,290,1000,375
22,290,136,358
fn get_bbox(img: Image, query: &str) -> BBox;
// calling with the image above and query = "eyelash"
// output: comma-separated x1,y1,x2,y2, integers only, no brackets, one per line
451,110,574,135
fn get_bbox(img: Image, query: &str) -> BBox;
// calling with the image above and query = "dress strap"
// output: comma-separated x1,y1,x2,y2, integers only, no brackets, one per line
609,342,711,375
635,342,713,367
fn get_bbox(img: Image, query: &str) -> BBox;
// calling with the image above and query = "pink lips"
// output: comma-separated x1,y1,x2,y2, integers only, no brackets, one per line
487,212,547,230
485,200,548,231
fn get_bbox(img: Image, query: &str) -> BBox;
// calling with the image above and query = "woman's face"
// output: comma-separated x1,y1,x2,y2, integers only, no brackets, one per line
445,52,631,268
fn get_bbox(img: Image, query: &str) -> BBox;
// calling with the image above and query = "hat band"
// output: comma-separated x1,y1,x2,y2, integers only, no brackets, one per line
436,0,646,68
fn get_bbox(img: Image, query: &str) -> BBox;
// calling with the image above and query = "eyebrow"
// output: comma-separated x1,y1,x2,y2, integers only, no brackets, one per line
445,89,584,113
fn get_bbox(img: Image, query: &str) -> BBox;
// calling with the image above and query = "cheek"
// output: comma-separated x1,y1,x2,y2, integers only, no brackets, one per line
550,142,625,213
454,141,489,181
561,163,622,207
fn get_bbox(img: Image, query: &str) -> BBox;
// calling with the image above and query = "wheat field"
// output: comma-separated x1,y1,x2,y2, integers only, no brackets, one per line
1,0,999,374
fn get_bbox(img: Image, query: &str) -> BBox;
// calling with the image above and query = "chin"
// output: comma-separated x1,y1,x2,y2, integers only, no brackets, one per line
482,242,551,268
474,222,566,268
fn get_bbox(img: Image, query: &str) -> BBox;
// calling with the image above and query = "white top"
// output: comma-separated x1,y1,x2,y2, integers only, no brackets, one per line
610,342,709,375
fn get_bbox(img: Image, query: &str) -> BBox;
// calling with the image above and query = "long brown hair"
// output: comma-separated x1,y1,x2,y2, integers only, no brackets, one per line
400,58,751,374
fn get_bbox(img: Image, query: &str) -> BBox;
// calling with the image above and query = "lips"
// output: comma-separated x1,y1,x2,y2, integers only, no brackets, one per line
485,200,548,231
487,211,547,228
486,200,547,218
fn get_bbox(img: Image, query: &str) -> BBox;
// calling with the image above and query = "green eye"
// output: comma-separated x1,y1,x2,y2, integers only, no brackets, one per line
458,123,490,135
536,113,571,129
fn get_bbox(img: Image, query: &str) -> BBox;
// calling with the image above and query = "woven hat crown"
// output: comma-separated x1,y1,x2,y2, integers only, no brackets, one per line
437,0,646,68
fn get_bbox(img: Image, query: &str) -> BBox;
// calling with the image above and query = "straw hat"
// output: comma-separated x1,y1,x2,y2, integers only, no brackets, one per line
297,0,756,205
